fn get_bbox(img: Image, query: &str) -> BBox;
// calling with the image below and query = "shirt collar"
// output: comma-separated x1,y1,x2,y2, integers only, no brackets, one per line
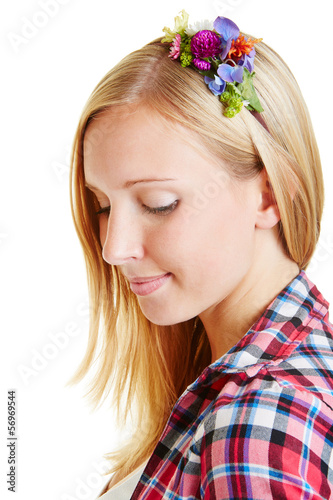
187,271,329,391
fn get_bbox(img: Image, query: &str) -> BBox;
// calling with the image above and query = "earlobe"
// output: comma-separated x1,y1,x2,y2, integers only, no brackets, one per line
255,175,281,230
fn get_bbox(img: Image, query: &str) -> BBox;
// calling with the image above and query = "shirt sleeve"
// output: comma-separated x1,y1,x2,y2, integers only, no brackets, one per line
191,381,333,499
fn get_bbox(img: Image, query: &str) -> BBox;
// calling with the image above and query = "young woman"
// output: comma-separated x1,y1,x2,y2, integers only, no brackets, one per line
70,11,333,499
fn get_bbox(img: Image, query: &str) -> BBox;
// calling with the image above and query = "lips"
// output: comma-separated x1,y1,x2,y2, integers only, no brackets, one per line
126,273,172,296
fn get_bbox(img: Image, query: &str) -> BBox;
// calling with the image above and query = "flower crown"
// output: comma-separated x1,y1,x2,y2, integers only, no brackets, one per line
162,10,264,118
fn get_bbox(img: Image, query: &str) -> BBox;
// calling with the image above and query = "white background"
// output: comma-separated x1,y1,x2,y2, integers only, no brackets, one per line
1,1,332,499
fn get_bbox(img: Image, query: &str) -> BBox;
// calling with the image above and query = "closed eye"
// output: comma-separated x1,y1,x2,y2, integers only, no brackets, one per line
96,205,110,216
96,200,179,217
142,200,179,216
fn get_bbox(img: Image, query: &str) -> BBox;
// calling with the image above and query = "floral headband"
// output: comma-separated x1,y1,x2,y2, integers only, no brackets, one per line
162,10,264,119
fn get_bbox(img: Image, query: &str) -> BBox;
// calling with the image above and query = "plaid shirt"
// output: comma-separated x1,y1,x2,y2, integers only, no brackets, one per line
132,272,333,499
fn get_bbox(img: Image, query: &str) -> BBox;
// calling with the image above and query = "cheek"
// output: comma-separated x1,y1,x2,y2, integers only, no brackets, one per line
144,209,216,276
175,195,255,274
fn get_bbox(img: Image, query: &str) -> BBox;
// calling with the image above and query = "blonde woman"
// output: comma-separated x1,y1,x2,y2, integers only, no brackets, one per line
70,11,333,499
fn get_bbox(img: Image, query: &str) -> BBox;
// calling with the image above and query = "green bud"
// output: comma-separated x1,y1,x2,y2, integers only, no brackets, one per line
224,107,238,118
228,97,242,108
180,52,192,67
220,91,231,102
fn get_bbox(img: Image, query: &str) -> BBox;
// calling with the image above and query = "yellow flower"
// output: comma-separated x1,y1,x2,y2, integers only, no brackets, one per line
162,10,189,43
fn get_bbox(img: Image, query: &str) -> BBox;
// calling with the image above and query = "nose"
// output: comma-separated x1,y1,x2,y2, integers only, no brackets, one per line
101,208,144,265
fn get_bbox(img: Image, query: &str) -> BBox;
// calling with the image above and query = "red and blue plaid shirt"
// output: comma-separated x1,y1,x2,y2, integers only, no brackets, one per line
132,272,333,499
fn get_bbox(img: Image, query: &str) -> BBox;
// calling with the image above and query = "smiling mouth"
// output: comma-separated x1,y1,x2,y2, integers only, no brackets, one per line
127,273,172,296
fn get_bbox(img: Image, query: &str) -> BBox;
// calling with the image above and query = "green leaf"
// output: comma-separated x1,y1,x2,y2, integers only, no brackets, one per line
226,83,241,97
198,69,216,79
237,68,264,113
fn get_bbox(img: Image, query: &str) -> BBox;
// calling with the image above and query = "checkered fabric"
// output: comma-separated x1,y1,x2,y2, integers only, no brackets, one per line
131,272,333,499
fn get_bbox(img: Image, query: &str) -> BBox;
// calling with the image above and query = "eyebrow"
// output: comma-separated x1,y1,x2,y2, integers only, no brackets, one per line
85,178,177,190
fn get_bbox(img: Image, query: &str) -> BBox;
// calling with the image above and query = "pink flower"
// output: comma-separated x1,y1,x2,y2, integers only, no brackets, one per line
169,34,181,59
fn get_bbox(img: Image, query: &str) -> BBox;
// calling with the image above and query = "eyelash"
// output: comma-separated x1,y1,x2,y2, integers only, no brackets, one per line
143,200,179,216
95,200,179,217
96,206,110,216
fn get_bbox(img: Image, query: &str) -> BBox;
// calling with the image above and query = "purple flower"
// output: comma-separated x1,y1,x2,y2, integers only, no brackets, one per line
193,57,212,71
193,58,211,71
217,63,244,83
213,16,240,60
204,75,226,96
193,57,211,71
190,30,221,59
237,49,255,73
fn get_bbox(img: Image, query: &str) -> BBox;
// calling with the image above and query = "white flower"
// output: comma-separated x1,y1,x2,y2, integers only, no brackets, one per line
162,10,189,42
185,19,214,36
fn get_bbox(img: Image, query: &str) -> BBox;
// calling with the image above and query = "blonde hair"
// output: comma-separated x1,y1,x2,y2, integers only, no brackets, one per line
69,37,324,475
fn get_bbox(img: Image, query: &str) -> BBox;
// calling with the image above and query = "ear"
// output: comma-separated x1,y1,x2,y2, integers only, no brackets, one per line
255,170,281,230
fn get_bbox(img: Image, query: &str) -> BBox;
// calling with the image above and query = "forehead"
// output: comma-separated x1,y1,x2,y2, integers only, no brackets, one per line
83,105,224,189
84,105,172,161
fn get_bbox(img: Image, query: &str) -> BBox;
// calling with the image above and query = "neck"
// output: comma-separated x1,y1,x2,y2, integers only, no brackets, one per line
199,228,299,362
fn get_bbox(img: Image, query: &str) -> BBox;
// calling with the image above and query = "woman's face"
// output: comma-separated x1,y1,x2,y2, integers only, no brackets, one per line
84,105,266,325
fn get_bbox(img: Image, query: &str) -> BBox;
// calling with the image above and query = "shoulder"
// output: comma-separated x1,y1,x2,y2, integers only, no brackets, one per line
190,370,333,499
196,365,333,441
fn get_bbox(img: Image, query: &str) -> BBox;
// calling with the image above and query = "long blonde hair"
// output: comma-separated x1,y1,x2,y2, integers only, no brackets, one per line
69,37,324,475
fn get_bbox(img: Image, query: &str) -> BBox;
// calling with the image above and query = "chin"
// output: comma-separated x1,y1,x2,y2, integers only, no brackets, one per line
138,302,190,326
140,310,179,326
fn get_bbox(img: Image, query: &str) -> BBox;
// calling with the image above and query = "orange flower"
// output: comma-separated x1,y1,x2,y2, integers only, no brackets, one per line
227,35,262,60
